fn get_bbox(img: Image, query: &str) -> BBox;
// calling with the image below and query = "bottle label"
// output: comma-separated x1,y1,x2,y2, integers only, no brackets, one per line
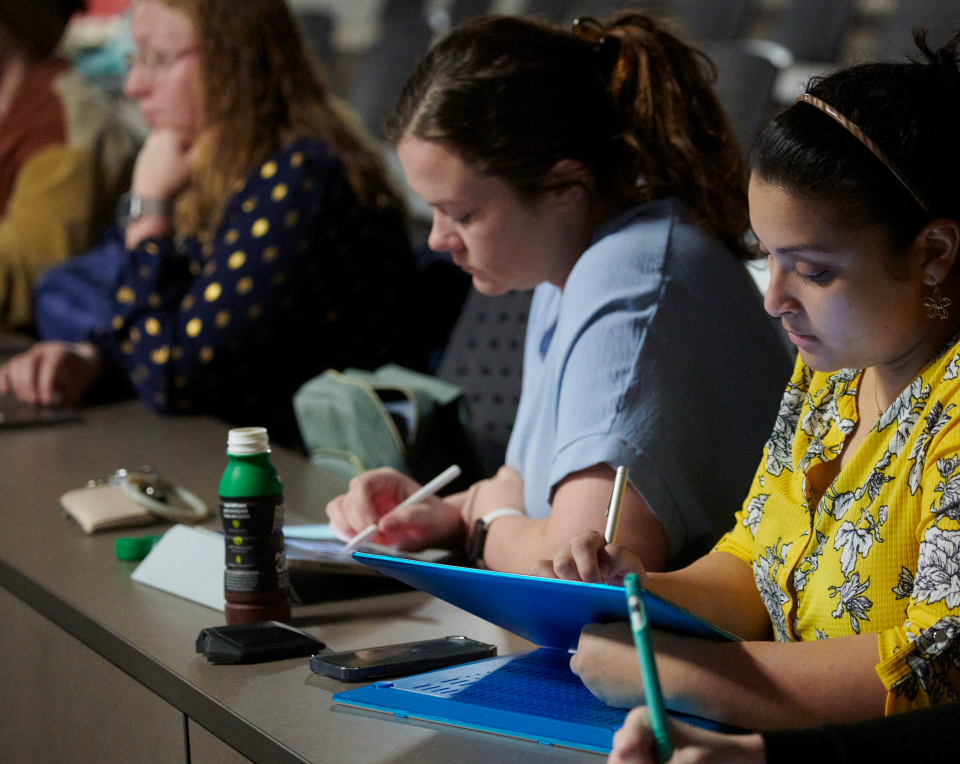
219,495,284,536
225,532,285,569
224,567,290,594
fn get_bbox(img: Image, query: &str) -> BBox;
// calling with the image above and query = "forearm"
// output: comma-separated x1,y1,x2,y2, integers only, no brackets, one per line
644,552,773,641
576,626,885,730
662,633,886,730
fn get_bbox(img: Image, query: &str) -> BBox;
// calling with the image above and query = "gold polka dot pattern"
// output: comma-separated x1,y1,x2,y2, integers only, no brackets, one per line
228,251,246,269
204,282,222,302
186,317,203,337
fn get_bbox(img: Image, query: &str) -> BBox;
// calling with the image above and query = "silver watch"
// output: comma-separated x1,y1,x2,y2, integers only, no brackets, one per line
116,192,172,227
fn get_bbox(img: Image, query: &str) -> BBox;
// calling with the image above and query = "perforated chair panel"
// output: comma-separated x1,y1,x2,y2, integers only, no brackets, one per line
437,288,533,473
771,0,854,63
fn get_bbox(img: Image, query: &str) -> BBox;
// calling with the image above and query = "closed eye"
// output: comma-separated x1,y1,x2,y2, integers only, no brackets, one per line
796,269,831,285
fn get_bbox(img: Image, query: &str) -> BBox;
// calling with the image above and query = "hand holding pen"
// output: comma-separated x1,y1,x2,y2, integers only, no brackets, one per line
339,465,462,553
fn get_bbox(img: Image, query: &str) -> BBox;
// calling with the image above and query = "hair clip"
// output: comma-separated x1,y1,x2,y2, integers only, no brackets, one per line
571,17,620,70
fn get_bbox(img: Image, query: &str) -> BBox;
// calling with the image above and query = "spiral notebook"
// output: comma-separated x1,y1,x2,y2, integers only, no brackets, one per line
332,554,740,753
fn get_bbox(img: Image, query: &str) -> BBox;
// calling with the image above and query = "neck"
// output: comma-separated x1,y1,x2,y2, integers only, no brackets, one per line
550,197,621,291
872,317,960,410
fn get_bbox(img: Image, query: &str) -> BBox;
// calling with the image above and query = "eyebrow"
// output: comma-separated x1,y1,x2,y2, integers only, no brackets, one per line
758,244,835,256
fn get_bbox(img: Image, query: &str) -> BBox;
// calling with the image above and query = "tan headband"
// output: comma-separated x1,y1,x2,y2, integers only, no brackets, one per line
796,93,930,214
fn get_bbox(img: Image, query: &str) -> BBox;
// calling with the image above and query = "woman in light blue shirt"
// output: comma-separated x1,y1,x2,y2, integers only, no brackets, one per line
326,13,792,574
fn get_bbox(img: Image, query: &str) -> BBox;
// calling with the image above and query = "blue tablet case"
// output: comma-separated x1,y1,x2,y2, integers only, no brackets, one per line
332,554,739,753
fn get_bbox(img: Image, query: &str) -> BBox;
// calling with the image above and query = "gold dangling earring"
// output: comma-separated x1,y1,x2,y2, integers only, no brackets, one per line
924,282,951,320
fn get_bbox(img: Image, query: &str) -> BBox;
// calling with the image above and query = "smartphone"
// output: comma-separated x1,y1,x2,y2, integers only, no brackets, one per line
309,635,496,682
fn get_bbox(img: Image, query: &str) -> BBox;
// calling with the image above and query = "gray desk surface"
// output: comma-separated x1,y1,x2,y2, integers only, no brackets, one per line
0,401,600,764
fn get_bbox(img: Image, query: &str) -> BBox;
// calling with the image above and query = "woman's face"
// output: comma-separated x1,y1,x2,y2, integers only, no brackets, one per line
124,0,200,141
397,136,587,295
750,175,935,373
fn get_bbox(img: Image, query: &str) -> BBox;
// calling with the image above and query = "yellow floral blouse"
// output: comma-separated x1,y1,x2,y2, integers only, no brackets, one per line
715,335,960,714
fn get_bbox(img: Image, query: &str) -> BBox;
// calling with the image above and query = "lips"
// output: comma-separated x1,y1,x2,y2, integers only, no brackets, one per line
784,326,817,349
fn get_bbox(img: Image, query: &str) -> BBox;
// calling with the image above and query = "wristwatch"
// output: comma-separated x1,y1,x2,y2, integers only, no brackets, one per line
116,192,172,227
466,508,524,566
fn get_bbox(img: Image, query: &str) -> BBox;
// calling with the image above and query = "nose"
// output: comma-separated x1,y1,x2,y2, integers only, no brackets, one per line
123,62,150,100
763,255,799,319
426,210,463,255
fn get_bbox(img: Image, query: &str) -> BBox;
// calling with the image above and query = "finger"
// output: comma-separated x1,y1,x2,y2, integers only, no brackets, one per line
552,544,583,581
530,558,559,579
325,496,356,539
602,544,648,587
36,346,67,406
609,708,657,764
377,500,458,549
9,352,41,404
570,532,606,583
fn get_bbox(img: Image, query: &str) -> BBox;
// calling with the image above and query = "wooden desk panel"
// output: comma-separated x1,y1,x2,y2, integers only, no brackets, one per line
0,402,601,764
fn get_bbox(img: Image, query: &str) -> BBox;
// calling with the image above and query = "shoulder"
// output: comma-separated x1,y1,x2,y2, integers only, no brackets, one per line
240,138,344,193
2,59,69,160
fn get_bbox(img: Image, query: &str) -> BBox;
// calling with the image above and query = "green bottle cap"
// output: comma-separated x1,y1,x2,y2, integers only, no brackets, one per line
115,534,164,561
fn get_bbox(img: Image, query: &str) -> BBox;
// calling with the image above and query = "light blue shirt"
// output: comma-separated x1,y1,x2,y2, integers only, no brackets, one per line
505,198,792,559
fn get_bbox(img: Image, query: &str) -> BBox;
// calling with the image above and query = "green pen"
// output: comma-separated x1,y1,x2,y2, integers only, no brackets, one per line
624,572,673,764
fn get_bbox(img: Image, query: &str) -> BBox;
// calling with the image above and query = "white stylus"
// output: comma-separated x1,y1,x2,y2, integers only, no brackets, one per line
339,464,462,554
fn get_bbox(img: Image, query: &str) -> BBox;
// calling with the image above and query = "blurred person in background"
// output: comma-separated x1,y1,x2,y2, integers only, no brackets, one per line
0,0,135,329
0,0,425,448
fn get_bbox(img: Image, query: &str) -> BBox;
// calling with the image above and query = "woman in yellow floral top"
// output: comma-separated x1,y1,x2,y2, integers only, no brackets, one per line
535,30,960,731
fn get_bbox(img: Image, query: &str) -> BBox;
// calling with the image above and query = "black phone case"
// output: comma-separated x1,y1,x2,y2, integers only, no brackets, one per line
197,621,325,664
309,636,496,682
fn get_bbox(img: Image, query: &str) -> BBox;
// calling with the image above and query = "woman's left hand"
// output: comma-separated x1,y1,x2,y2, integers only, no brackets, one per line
570,621,644,708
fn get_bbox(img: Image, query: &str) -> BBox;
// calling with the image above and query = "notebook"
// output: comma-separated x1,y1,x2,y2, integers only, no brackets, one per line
332,554,739,753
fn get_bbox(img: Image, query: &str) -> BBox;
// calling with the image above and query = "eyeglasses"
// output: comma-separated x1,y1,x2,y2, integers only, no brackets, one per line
124,48,197,75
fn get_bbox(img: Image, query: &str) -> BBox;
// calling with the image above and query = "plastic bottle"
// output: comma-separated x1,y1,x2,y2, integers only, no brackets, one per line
218,427,290,624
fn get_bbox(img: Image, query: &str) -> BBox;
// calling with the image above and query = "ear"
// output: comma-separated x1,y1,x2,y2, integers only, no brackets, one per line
914,218,960,285
543,159,593,210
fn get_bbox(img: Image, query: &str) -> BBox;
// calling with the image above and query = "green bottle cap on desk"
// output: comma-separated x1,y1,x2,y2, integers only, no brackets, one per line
115,534,164,561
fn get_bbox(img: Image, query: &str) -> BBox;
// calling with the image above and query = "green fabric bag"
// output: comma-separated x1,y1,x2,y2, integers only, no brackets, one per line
292,364,486,491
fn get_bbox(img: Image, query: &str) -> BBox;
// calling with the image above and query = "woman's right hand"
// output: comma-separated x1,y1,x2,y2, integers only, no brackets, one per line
131,129,194,200
0,341,102,407
608,707,765,764
530,530,648,586
325,468,466,551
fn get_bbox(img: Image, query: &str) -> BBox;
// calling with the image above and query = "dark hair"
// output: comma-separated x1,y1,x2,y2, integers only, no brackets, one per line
0,0,86,59
386,13,752,260
751,29,960,254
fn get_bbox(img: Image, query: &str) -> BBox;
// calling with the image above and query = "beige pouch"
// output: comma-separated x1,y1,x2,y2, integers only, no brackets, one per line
60,484,158,534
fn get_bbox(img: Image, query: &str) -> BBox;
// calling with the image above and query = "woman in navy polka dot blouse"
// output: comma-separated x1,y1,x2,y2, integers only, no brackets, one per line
0,0,423,447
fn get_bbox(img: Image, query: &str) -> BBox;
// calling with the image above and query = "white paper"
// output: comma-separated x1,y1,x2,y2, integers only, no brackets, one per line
131,524,225,611
282,523,341,541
